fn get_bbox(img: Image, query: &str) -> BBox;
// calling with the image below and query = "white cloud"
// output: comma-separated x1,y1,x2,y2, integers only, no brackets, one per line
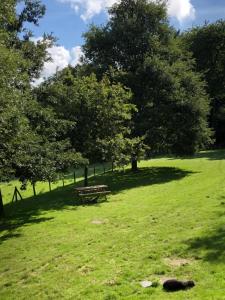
70,46,83,66
58,0,195,22
59,0,119,21
167,0,195,22
33,43,83,86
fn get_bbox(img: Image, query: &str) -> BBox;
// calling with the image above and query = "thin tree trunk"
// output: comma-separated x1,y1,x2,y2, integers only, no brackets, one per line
48,180,52,191
0,189,4,218
84,166,88,187
131,158,138,172
32,182,36,197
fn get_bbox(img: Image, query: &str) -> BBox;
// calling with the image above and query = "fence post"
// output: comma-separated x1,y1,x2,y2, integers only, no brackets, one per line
74,171,76,183
103,163,105,174
15,187,23,200
0,189,4,218
94,166,96,177
62,175,65,187
48,180,52,192
112,161,114,172
12,187,23,202
84,166,88,187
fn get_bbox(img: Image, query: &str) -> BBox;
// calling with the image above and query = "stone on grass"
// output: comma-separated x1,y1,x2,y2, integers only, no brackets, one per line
140,280,153,288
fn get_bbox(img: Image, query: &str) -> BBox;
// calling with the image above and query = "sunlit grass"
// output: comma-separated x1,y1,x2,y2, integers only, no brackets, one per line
1,150,225,299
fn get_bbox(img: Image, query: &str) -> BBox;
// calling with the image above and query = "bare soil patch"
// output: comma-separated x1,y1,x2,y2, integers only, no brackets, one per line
163,257,193,267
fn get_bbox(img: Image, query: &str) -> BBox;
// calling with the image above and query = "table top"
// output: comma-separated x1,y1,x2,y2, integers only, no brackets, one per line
75,185,108,191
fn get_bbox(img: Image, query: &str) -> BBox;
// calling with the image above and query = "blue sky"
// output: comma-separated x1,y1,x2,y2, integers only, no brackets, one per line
28,0,225,84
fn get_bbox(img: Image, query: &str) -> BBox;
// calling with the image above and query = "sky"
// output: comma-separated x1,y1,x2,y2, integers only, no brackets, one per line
27,0,225,84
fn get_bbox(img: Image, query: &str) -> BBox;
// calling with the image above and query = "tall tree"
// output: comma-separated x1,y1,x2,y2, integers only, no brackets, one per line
182,20,225,147
83,0,212,159
0,0,85,186
35,67,135,166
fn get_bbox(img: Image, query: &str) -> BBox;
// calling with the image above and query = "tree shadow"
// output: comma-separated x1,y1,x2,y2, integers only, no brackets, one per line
185,226,225,263
0,166,193,243
0,186,76,244
87,167,194,194
168,149,225,161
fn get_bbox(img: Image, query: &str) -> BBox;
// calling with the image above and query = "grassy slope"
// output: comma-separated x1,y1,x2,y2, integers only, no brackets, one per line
0,150,225,300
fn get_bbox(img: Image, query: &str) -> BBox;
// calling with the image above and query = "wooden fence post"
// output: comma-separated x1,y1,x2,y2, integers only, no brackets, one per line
84,166,88,187
0,189,4,218
74,171,76,183
12,187,23,202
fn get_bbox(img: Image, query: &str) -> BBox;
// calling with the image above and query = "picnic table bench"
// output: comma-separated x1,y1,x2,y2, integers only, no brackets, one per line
75,185,111,203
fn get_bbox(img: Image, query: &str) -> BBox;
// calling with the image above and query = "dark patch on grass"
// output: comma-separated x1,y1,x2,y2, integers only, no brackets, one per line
87,167,194,195
1,166,193,242
185,227,225,263
168,149,225,161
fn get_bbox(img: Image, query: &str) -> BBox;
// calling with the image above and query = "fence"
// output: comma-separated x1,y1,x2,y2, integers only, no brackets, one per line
0,162,114,207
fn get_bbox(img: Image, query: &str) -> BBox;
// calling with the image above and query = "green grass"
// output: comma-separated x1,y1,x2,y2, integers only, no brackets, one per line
1,150,225,299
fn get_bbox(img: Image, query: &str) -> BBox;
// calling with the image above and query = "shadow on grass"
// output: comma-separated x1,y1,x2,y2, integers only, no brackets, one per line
185,226,225,263
168,149,225,161
87,167,194,194
0,166,194,243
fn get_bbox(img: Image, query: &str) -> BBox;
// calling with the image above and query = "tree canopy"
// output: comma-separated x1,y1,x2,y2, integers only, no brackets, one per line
35,67,135,166
182,20,225,147
83,0,212,156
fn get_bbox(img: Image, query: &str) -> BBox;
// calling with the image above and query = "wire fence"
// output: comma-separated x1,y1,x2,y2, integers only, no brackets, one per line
0,162,114,206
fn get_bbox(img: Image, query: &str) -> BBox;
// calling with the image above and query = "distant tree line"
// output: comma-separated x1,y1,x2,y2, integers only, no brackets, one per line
0,0,225,189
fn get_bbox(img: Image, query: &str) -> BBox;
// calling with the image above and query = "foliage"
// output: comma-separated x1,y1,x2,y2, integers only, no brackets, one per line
35,68,135,164
0,0,85,184
0,40,29,181
83,0,212,156
182,20,225,147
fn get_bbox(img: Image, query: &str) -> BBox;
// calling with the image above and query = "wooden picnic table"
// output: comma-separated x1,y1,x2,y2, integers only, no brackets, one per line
75,185,111,203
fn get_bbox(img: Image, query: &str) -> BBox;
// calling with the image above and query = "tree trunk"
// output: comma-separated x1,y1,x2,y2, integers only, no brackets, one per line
48,180,52,191
84,166,88,187
131,158,138,172
32,182,36,197
0,189,4,218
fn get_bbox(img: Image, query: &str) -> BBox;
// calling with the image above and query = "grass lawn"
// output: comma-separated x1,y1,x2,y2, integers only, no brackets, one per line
0,150,225,299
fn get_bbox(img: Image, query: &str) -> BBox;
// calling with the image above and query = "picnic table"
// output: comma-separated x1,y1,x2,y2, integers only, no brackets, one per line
75,185,111,203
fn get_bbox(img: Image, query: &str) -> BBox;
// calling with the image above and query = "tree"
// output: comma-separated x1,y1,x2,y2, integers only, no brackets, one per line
82,0,212,158
1,0,54,80
35,67,135,166
0,40,29,181
182,20,225,147
0,0,86,189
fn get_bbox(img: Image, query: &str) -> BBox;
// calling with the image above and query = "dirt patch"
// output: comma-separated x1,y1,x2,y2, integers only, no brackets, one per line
91,219,104,224
103,279,118,286
91,219,108,225
163,258,192,267
78,265,93,275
